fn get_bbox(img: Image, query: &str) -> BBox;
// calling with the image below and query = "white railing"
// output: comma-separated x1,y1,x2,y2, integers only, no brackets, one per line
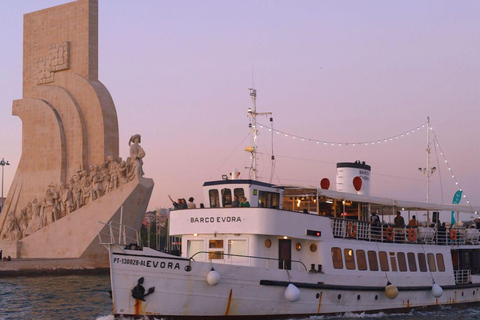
454,269,471,284
96,220,142,247
330,218,479,246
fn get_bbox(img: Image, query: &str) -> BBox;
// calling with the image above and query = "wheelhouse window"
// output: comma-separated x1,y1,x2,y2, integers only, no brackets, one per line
379,251,389,271
234,188,245,200
418,253,427,272
356,250,367,270
331,247,343,269
344,249,355,270
258,191,280,208
221,188,232,207
208,239,224,259
187,240,205,260
368,250,379,271
209,190,220,208
407,252,417,271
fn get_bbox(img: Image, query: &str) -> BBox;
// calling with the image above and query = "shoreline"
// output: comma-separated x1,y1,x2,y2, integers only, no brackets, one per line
0,258,110,278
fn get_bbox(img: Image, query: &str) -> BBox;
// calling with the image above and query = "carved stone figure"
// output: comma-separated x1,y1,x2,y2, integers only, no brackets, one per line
81,169,91,206
26,203,43,236
117,158,128,186
18,207,29,238
107,156,119,191
2,211,22,241
91,165,104,201
61,183,74,216
127,134,145,180
101,161,111,193
26,202,34,222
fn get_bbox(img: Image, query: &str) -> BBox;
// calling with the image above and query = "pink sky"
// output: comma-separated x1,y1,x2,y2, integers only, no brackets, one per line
0,1,479,214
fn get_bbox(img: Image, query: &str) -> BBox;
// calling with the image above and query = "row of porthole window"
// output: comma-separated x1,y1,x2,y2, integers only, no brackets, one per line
315,290,477,301
331,247,446,272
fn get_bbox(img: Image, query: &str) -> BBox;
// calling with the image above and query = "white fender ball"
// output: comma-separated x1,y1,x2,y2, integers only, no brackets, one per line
284,283,300,302
431,283,443,298
385,282,398,299
206,268,221,286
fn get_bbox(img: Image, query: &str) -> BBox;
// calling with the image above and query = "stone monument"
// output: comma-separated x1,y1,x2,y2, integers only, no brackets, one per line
0,0,154,265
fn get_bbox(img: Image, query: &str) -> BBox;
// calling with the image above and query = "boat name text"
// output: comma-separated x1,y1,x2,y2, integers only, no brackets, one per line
113,257,181,270
190,216,242,223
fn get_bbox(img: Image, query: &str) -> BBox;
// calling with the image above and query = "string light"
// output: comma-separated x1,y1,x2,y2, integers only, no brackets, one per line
257,121,428,147
431,128,474,209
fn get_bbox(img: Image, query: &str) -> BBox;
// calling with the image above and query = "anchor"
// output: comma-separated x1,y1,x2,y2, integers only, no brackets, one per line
131,277,155,301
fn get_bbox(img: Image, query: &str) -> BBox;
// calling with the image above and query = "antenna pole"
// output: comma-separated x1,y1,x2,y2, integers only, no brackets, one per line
247,88,272,181
418,116,436,204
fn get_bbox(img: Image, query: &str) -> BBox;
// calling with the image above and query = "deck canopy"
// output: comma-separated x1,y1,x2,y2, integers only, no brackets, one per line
280,185,479,217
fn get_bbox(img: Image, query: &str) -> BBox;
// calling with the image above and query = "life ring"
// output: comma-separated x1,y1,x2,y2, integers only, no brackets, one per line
385,226,394,241
450,229,457,241
408,228,416,242
347,222,357,238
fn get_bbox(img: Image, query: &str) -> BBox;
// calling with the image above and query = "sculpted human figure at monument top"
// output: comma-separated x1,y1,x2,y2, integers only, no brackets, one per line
128,134,146,180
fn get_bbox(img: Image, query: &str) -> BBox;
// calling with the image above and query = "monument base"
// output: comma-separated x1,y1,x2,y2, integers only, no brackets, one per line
0,241,22,259
0,176,154,266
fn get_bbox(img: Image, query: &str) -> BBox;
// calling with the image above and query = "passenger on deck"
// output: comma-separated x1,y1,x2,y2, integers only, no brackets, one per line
181,198,188,209
370,212,380,226
394,212,405,228
408,215,418,227
231,196,240,207
187,197,196,209
168,195,182,210
438,222,447,245
240,197,250,207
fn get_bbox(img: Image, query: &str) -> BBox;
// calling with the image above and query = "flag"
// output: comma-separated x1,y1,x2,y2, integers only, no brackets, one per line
450,190,462,227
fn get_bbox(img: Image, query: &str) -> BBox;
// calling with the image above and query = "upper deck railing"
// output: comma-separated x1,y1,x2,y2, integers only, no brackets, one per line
330,218,480,246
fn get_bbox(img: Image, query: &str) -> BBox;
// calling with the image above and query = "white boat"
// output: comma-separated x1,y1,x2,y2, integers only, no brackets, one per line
98,90,480,319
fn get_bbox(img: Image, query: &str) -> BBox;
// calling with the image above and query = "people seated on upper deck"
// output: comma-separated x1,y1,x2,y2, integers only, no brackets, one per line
408,215,418,227
240,197,250,207
394,211,405,228
231,196,240,207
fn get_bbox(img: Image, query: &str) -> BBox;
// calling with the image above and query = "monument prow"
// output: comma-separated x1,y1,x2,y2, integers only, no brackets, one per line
0,0,153,267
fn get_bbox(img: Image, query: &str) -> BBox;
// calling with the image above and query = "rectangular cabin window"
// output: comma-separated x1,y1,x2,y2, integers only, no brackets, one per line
436,253,445,272
187,240,205,261
407,252,417,271
258,191,280,209
356,250,367,270
368,251,379,271
208,239,224,259
228,239,247,263
221,188,232,207
389,252,398,272
379,251,389,271
397,252,407,272
331,247,343,269
209,190,220,208
344,249,355,270
427,253,436,272
234,188,245,199
418,253,427,272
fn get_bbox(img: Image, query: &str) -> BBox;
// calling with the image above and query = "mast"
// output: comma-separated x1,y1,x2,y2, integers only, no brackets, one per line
418,116,436,203
246,88,271,180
